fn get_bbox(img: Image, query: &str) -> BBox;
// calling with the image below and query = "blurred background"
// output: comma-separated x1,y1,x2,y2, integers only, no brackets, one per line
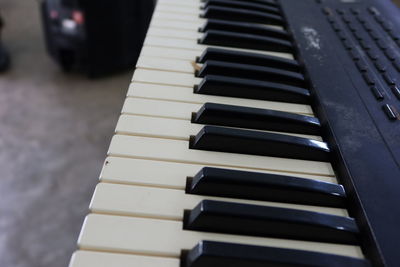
0,0,399,267
0,0,154,267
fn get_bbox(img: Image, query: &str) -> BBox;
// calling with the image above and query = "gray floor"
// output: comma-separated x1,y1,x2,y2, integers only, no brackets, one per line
0,1,131,267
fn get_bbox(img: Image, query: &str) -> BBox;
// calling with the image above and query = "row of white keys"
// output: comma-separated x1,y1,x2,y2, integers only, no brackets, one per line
91,183,348,220
70,251,179,267
77,214,364,259
116,114,323,141
108,134,334,177
100,156,338,188
126,82,314,116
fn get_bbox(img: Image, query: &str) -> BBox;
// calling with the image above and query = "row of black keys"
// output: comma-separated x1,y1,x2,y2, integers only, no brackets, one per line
190,47,327,161
180,167,371,267
198,0,294,53
194,49,308,104
187,167,352,244
183,3,367,266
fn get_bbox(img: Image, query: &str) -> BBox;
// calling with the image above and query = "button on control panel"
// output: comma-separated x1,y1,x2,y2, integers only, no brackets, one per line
323,5,400,121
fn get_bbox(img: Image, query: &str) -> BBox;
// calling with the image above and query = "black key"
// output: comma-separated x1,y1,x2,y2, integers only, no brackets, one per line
356,15,366,24
327,15,335,23
183,241,371,267
187,167,347,207
382,21,393,31
196,60,305,86
371,86,384,100
337,31,347,40
342,15,351,24
197,48,300,72
190,126,330,161
201,6,284,25
348,23,357,32
383,104,399,120
363,72,376,85
353,31,363,41
342,40,353,50
363,22,373,31
194,75,310,104
356,61,368,72
394,59,400,72
374,59,387,72
192,102,321,135
336,8,345,15
375,15,385,24
369,30,381,40
350,50,361,60
385,48,397,61
351,8,360,15
377,39,388,49
331,22,341,32
322,7,333,15
184,200,359,244
199,30,293,53
390,30,400,41
203,0,281,15
360,40,372,50
199,19,290,40
367,50,379,60
390,85,400,100
383,73,396,85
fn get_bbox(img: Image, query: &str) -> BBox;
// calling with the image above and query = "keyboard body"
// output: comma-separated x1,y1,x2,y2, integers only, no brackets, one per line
69,0,400,266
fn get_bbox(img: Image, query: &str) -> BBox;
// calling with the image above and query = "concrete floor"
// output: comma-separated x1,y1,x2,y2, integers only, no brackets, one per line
0,1,131,267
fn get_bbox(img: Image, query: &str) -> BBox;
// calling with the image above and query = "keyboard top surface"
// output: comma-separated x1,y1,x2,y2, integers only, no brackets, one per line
280,1,400,266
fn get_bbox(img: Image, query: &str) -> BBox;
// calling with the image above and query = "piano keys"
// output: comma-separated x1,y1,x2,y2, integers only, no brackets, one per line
69,0,400,266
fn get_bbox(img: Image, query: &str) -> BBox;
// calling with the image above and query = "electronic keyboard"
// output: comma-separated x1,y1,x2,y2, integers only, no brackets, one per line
68,0,400,266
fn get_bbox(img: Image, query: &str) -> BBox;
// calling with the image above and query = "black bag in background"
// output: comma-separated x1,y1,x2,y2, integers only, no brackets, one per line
41,0,155,77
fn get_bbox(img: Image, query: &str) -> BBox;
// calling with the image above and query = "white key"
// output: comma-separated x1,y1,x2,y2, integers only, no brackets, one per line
70,251,179,267
144,36,294,59
147,26,202,40
78,214,364,259
100,157,338,188
137,56,197,74
156,3,201,15
157,0,202,7
122,98,199,120
108,135,334,176
153,9,204,23
91,183,349,219
150,18,202,31
127,82,314,116
133,68,198,87
140,45,200,61
116,114,323,141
